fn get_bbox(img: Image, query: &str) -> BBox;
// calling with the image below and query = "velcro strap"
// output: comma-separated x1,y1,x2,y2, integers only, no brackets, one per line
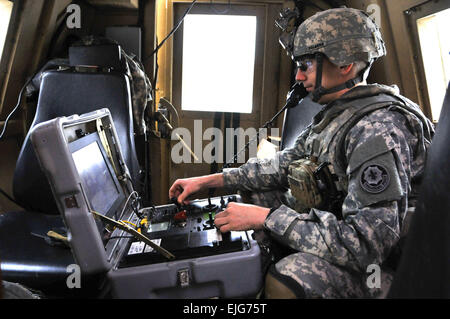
347,135,392,174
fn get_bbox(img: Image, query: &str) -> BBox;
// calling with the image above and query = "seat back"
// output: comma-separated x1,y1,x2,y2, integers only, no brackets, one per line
280,95,321,150
388,83,450,298
13,44,141,214
68,44,125,71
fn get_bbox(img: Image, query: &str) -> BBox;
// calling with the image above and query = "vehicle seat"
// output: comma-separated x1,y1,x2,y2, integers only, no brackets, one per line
0,43,141,296
13,43,141,214
388,82,450,298
280,92,321,150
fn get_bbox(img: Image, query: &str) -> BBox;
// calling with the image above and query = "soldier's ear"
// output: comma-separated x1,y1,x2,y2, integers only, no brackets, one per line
339,63,353,75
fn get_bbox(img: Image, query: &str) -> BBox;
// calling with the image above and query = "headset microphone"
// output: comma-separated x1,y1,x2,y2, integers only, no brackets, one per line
286,83,305,108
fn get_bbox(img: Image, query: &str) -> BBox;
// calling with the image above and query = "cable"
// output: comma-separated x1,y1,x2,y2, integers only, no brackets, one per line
148,0,198,109
144,0,198,63
0,76,33,141
120,220,138,228
222,83,305,170
116,190,140,221
0,186,22,207
92,210,175,260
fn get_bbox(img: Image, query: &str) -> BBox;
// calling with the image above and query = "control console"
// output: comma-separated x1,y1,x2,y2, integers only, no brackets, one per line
118,195,249,267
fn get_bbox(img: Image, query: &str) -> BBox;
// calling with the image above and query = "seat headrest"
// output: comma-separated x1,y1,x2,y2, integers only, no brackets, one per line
68,43,125,72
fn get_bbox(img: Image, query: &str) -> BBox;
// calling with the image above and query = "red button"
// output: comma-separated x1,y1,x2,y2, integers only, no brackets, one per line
174,210,187,221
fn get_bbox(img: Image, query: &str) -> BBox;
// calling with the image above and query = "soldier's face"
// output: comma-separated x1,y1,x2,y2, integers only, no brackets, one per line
295,56,347,103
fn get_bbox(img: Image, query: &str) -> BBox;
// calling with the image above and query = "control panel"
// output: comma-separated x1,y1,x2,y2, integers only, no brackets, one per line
118,195,251,267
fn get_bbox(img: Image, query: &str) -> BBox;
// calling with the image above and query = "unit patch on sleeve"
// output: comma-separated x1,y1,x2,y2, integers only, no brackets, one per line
360,164,390,194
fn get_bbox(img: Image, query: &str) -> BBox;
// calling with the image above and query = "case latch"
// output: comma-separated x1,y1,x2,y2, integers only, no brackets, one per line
178,269,190,288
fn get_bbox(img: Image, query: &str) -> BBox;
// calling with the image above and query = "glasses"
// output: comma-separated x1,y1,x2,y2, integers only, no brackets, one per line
296,59,314,74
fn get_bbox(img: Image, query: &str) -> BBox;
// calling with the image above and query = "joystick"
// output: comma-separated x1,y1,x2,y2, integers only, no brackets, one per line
204,212,215,229
170,197,181,208
202,196,218,213
227,195,237,204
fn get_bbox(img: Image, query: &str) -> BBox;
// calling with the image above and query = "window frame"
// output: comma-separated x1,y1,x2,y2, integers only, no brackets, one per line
172,2,266,122
0,0,13,61
406,0,450,123
0,0,15,118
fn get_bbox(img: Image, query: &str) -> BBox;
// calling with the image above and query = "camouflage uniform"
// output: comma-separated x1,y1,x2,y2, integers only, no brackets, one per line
223,84,434,298
222,8,434,298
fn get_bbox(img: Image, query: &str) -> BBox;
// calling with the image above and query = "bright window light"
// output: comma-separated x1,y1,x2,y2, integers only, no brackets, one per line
181,14,257,113
0,0,13,59
417,8,450,122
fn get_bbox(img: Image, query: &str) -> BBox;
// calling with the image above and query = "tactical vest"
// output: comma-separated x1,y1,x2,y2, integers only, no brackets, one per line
289,87,433,217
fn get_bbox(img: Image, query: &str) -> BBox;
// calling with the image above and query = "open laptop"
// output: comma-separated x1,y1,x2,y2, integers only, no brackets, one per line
30,108,262,298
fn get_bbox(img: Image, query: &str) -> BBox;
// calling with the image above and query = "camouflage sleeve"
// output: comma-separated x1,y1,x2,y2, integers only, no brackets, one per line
223,128,310,192
264,109,417,272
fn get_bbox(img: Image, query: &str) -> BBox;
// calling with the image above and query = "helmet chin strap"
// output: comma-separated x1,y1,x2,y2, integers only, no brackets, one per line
310,53,371,103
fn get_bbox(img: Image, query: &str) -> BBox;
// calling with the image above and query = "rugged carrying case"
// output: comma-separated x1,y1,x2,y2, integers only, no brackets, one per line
30,108,262,298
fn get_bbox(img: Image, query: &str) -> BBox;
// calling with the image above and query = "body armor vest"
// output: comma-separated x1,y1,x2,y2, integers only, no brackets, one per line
288,85,433,217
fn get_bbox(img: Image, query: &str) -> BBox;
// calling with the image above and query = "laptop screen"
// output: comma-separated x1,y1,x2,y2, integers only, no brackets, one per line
69,132,126,224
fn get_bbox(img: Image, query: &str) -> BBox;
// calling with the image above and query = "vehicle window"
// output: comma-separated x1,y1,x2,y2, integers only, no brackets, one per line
417,8,450,122
0,0,13,60
180,14,257,113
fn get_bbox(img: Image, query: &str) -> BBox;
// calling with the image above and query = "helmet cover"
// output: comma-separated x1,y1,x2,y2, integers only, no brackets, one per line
293,8,386,66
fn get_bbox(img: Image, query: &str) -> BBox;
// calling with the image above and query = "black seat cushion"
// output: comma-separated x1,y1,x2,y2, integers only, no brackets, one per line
0,211,103,297
0,212,73,291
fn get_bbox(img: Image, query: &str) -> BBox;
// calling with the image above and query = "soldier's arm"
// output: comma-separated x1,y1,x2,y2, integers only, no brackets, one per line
169,173,224,205
222,129,309,192
263,109,416,272
169,128,308,205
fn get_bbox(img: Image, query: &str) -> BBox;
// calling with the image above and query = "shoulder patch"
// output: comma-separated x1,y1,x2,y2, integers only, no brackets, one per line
360,164,390,193
349,150,404,208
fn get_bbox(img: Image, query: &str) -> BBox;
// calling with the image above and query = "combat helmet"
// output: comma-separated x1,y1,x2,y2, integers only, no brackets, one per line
293,7,386,101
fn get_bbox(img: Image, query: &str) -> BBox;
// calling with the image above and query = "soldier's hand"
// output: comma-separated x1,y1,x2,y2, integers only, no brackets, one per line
214,202,270,233
169,177,203,205
169,173,225,205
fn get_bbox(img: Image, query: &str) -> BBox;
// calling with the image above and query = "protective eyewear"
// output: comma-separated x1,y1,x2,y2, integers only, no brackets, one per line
296,59,314,73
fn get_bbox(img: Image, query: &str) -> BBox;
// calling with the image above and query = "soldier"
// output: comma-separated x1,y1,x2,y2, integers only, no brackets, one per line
169,8,434,298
